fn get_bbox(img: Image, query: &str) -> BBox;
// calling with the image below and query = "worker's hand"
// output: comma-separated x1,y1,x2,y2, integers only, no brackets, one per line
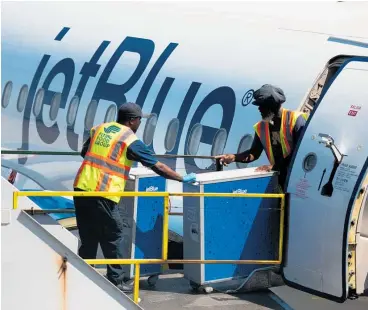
215,154,235,166
182,173,197,183
255,165,273,172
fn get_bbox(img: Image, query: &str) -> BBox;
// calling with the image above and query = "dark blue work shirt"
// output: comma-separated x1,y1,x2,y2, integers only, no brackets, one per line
126,140,158,167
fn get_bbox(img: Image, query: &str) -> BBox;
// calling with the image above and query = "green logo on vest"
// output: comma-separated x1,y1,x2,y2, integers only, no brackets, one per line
95,132,112,148
104,125,121,134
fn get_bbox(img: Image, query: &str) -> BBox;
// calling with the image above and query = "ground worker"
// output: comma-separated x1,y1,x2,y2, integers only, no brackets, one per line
73,102,196,292
216,84,308,191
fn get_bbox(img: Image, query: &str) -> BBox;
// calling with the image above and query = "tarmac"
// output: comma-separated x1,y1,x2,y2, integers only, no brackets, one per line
96,269,368,310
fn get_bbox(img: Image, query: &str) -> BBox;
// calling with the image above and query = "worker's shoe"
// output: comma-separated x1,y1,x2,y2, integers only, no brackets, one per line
103,275,133,293
116,282,133,293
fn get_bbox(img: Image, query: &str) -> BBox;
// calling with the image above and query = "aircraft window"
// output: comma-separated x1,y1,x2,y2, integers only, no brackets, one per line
104,104,117,123
33,88,45,117
16,84,29,112
164,118,180,152
1,81,13,108
66,96,79,126
142,113,157,145
84,99,98,130
211,128,227,157
302,152,317,172
49,92,61,121
236,134,253,169
187,123,203,155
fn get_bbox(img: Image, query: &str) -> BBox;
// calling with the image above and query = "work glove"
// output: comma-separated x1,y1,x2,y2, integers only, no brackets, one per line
182,173,197,183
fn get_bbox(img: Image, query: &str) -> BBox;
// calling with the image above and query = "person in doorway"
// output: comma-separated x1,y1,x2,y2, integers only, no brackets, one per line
216,84,308,191
73,102,196,292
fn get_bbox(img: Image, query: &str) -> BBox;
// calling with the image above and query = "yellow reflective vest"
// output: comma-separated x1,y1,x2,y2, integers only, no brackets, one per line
253,109,308,165
74,122,138,203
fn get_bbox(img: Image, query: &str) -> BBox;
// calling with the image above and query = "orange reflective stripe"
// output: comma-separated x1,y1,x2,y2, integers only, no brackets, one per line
109,129,133,161
84,160,128,180
90,126,97,138
256,122,262,141
115,141,128,162
96,173,110,191
255,121,274,165
85,155,130,178
258,122,274,165
263,122,273,164
85,152,130,171
100,174,111,191
282,110,291,156
289,111,294,136
107,128,125,158
95,172,105,191
74,161,87,187
105,175,112,190
90,125,101,144
78,125,100,164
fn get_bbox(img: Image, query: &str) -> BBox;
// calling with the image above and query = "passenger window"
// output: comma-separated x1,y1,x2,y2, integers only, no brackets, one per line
49,92,61,121
187,123,203,155
66,96,79,126
84,100,98,130
143,113,157,145
164,118,180,152
236,134,253,169
104,104,117,123
17,84,29,112
33,88,45,117
2,81,13,108
211,128,227,157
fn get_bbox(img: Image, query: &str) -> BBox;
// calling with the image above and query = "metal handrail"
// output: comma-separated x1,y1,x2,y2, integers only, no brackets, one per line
2,149,220,159
13,190,285,304
14,191,284,199
1,149,224,171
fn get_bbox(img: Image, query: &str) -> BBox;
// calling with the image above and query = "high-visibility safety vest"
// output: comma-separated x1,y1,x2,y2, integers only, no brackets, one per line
253,109,308,165
74,122,138,203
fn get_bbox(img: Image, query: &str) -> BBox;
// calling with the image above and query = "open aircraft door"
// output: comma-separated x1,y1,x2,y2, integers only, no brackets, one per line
283,56,368,302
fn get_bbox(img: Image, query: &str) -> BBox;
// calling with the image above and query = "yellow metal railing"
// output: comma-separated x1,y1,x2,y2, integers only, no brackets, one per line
13,190,285,304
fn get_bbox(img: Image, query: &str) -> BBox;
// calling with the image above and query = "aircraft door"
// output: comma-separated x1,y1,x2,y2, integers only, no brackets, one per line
283,57,368,301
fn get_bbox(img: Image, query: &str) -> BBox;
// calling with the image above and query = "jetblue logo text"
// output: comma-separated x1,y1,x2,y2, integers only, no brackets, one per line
18,27,251,172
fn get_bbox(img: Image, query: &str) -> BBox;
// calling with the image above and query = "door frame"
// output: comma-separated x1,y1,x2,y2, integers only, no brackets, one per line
283,55,368,302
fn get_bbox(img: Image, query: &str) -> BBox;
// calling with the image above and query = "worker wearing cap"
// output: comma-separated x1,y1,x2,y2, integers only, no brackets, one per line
216,84,308,191
73,102,196,292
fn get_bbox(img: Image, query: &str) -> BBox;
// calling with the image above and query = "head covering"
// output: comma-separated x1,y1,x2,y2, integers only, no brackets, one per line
117,102,149,120
252,84,286,107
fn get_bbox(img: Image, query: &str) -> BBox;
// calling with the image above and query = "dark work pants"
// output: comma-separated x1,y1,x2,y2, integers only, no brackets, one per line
273,160,291,192
73,188,125,286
